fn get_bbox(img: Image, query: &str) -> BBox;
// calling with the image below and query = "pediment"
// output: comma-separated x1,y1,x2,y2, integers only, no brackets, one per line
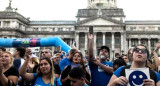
77,17,123,26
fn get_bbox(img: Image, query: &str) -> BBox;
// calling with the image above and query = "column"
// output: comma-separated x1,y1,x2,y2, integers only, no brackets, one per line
129,38,131,49
85,32,88,50
1,21,3,28
94,32,97,56
138,38,141,44
111,32,115,50
111,32,115,60
102,32,106,46
148,38,151,54
75,32,79,49
121,32,124,54
70,38,72,47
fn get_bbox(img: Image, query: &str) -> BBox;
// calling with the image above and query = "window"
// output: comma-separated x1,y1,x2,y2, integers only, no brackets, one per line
0,21,1,27
131,41,135,46
115,38,120,44
106,38,111,44
151,41,154,47
41,28,47,31
69,28,72,31
58,28,63,31
33,28,38,31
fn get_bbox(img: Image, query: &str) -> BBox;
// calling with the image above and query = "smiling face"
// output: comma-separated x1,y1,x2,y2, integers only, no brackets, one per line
39,59,51,75
0,52,13,66
132,45,148,64
129,71,148,86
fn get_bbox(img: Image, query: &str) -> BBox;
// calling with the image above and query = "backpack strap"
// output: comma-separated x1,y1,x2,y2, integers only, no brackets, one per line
120,65,131,77
149,69,157,85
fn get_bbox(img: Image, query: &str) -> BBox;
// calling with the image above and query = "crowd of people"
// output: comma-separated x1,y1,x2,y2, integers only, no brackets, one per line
0,33,160,86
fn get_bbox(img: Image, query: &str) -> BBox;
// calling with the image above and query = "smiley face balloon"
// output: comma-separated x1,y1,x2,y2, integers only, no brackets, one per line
128,71,148,86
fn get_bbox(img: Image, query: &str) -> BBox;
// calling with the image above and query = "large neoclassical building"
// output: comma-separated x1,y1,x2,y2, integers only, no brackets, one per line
0,0,160,58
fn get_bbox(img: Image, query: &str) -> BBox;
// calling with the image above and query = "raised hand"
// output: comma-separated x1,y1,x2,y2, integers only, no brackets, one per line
88,33,94,40
0,62,4,75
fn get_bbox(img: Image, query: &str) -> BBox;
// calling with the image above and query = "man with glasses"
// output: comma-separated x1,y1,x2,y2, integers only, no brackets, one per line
108,44,160,86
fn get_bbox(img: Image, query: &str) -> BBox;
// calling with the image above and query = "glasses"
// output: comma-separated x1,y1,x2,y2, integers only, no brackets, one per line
134,48,147,54
41,51,48,54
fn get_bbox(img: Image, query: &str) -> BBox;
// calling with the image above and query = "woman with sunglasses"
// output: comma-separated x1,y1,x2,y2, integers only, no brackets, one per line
108,44,160,86
19,51,62,86
61,51,90,86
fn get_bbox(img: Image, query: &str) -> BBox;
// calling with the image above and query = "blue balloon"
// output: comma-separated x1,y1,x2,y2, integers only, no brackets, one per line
129,71,148,86
0,37,71,53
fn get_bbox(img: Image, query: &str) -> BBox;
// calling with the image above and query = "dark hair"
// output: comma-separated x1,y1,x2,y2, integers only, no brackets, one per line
69,67,86,79
113,57,126,67
73,52,85,68
16,47,25,57
100,46,110,53
133,44,149,59
0,46,6,51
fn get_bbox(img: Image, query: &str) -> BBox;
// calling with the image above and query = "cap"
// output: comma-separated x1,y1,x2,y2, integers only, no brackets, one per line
100,46,110,53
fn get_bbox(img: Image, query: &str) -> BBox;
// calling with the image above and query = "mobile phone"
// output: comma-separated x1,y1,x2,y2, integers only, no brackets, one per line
89,26,93,34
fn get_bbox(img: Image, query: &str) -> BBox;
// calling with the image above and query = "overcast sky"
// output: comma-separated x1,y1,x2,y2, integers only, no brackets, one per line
0,0,160,21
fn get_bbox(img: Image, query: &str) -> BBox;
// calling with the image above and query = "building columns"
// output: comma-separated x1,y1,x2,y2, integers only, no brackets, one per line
102,32,106,46
148,38,151,54
111,32,115,59
85,32,88,51
138,38,141,44
75,32,79,49
129,38,131,49
94,32,97,56
121,32,124,54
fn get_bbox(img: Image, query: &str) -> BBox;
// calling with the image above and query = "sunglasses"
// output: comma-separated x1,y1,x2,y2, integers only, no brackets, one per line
41,51,49,54
134,48,147,54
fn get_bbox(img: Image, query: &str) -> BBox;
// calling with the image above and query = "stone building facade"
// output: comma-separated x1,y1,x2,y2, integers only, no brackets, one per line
0,0,159,58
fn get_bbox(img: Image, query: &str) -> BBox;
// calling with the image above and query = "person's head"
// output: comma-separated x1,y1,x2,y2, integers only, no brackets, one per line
13,47,26,58
132,44,149,65
99,46,110,61
68,67,86,86
68,49,78,60
115,53,120,58
127,48,134,63
41,49,52,59
0,51,13,66
72,52,84,65
113,57,126,71
37,57,54,85
0,46,6,56
122,54,129,64
52,53,61,64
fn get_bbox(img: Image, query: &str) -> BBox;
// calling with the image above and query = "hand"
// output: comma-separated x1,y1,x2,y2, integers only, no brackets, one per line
25,49,31,59
0,62,4,75
155,43,160,52
114,76,128,85
143,79,155,86
88,33,93,40
92,59,101,65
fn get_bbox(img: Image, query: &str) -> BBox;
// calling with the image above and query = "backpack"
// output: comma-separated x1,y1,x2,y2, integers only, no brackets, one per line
120,65,157,85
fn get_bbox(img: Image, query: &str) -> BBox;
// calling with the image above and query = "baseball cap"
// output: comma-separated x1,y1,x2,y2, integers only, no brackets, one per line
100,46,110,53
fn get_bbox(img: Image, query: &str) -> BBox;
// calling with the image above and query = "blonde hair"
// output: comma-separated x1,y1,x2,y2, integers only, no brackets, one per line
2,51,13,66
30,57,39,65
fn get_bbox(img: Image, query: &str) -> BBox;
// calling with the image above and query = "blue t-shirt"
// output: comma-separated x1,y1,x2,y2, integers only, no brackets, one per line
33,73,62,86
114,66,160,85
89,61,113,86
59,57,71,72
